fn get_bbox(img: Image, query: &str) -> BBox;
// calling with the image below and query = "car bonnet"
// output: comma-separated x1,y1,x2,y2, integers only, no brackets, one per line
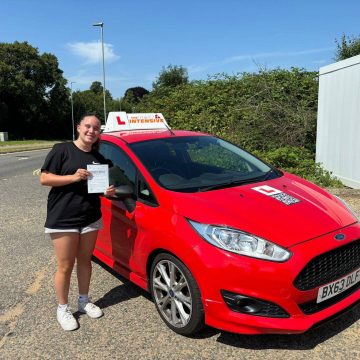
166,173,357,248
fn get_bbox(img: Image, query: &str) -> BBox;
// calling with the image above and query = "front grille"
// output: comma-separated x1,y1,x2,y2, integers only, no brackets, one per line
294,239,360,291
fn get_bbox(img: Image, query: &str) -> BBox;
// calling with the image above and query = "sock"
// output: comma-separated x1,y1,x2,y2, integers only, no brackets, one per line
58,303,69,312
78,294,89,303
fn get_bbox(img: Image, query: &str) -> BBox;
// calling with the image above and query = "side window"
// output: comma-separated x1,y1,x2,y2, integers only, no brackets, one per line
99,142,136,190
138,175,158,206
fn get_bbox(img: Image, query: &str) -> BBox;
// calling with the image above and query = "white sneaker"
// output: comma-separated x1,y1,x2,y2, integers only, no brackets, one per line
78,300,103,319
57,306,78,331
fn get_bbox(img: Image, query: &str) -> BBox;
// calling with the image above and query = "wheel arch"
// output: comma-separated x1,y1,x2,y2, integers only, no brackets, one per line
146,248,176,290
146,248,206,335
145,248,203,299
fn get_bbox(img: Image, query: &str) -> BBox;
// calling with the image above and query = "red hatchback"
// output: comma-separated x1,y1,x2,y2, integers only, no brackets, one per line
94,112,360,336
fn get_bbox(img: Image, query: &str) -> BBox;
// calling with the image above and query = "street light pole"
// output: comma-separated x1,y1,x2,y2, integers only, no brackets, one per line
93,22,107,125
70,81,76,140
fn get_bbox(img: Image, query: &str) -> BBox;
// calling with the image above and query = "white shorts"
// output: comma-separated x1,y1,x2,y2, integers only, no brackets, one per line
44,218,103,235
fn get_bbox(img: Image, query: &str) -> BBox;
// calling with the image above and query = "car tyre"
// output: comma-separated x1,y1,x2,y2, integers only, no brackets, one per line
150,253,204,336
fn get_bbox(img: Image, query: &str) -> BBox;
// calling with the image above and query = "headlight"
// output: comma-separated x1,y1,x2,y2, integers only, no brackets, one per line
334,195,359,221
188,220,291,262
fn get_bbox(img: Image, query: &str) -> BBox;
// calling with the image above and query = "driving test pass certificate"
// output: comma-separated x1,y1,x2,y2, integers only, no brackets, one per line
87,164,109,193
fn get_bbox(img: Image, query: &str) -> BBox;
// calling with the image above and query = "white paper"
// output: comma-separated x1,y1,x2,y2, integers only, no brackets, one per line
87,164,109,193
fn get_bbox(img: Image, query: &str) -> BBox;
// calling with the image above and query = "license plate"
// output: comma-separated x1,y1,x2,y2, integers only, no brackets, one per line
317,267,360,303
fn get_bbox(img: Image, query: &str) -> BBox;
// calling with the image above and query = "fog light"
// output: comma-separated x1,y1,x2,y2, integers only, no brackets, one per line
221,290,289,318
233,295,262,314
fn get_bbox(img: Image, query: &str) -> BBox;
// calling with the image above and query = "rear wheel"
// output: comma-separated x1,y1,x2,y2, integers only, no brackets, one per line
150,253,204,336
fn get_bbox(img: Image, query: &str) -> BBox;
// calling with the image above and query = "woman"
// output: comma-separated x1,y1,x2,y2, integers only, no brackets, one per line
40,114,115,331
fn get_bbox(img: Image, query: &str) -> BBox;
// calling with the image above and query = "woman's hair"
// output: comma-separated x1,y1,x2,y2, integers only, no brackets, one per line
77,113,101,152
77,113,100,126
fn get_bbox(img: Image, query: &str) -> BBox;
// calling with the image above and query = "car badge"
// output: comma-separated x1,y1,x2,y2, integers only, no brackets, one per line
334,233,346,241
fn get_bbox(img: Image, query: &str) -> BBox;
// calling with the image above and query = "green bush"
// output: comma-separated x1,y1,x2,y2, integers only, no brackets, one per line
253,147,343,188
136,68,318,152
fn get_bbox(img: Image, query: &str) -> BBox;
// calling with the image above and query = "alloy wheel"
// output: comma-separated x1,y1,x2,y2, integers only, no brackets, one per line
152,259,192,328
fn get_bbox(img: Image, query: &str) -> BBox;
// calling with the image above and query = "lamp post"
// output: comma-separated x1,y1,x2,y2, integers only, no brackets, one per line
92,22,107,124
70,81,76,140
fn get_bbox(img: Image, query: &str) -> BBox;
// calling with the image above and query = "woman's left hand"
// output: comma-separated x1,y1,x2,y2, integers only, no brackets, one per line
104,185,116,197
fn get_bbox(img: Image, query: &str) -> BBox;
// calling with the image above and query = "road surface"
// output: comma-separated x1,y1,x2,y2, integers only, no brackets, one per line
0,149,359,359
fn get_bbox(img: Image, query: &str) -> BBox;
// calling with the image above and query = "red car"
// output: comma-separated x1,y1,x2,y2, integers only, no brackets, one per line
94,112,360,336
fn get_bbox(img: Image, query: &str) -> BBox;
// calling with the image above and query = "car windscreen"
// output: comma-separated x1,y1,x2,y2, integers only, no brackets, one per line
129,136,280,192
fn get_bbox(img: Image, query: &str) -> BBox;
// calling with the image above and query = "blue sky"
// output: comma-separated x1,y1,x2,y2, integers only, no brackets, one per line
1,0,360,98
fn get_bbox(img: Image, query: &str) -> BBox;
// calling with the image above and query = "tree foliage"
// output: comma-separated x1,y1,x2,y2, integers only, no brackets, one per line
253,147,343,187
118,86,150,113
72,81,118,124
124,86,149,103
152,65,188,90
89,81,103,95
0,41,70,139
137,68,318,152
335,34,360,61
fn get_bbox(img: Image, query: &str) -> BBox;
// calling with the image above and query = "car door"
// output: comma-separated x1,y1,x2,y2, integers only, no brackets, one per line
97,141,138,271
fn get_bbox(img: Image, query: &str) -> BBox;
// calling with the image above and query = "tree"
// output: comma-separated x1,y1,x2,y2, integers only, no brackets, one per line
89,81,112,99
0,41,70,139
73,83,118,124
152,65,188,90
73,90,103,121
90,81,103,95
119,87,150,113
335,34,360,61
123,86,149,104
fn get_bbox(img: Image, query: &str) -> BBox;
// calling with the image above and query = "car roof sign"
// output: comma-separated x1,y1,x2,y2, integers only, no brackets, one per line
103,112,170,132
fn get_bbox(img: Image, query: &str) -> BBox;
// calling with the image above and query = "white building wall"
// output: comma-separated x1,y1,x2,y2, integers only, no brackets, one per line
316,55,360,188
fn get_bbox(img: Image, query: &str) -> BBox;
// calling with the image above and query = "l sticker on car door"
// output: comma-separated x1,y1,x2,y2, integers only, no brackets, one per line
252,185,301,206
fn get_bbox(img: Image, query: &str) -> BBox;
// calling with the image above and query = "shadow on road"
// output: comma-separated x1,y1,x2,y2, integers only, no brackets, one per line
216,301,360,350
92,256,150,306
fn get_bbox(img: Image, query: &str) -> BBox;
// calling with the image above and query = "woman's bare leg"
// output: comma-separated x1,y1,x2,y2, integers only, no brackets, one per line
52,233,80,304
76,230,98,295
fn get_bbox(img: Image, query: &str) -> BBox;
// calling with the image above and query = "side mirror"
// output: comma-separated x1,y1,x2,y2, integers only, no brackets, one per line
114,185,136,212
114,185,133,199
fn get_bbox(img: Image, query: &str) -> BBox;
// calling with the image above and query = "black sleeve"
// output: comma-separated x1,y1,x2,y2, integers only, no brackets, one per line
41,144,64,174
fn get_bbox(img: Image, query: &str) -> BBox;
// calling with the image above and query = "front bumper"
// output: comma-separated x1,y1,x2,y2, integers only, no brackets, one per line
191,222,360,334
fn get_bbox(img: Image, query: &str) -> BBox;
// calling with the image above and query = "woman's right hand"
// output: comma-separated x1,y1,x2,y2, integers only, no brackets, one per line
41,170,89,187
73,168,90,182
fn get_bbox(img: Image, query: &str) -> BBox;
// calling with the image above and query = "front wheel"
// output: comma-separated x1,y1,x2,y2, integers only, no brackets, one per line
150,253,204,336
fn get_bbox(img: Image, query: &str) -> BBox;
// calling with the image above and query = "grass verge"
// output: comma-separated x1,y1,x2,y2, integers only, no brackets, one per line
0,140,61,154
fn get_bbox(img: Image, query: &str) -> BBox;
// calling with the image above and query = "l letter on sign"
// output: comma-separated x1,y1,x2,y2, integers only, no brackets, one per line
116,116,126,125
252,186,282,196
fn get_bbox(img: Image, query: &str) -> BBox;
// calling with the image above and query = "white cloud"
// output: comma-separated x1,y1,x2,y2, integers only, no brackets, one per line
184,47,334,76
66,69,130,97
187,63,216,74
67,41,120,64
69,71,128,86
223,47,334,64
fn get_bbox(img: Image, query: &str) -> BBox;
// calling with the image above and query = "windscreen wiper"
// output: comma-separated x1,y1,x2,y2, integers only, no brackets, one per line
260,168,280,181
197,177,261,192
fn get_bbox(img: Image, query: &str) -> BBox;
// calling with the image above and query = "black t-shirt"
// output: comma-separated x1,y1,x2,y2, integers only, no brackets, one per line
41,142,109,229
